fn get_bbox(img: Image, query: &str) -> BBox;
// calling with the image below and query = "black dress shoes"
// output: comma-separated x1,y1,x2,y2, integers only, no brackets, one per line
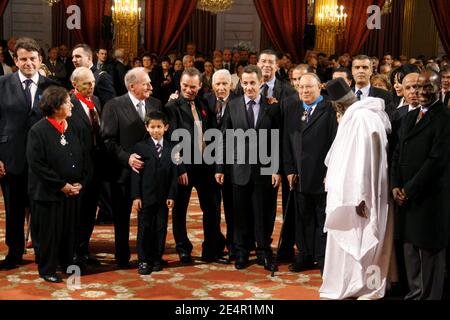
201,255,230,264
0,258,22,270
42,274,63,283
234,256,250,270
288,259,315,272
152,261,164,272
138,262,152,275
179,253,193,264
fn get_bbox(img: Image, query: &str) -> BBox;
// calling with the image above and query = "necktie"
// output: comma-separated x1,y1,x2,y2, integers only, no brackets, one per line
23,79,33,109
216,99,224,126
261,84,269,98
356,89,363,101
247,100,256,128
136,101,145,121
190,101,204,153
416,108,427,124
155,142,162,158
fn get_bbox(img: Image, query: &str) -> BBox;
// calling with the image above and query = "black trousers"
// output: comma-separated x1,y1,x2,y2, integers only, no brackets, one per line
215,174,235,256
277,175,296,257
233,179,277,259
294,192,327,267
32,198,78,276
137,203,169,263
75,173,101,257
172,165,222,258
403,242,445,300
97,181,114,222
0,170,28,261
110,181,132,264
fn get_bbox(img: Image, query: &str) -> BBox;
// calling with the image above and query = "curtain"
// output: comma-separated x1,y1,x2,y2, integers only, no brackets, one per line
57,0,106,49
175,9,216,57
253,0,307,63
145,0,198,56
336,0,385,55
429,0,450,55
361,0,405,58
0,0,8,17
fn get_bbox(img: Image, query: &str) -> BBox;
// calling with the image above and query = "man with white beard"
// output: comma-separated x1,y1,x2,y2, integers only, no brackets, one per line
319,78,393,300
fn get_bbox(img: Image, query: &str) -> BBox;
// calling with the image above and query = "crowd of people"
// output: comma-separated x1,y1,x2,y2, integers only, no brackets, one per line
0,36,450,300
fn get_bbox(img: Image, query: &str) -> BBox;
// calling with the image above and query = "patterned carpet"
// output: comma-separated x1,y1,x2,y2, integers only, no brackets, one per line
0,190,322,300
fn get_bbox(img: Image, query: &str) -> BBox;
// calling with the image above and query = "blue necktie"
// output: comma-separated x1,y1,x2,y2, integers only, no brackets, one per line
356,90,363,101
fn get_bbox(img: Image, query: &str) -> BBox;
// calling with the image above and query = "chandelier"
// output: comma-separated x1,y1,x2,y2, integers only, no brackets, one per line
381,0,393,15
111,0,141,27
43,0,61,6
197,0,234,14
317,5,348,35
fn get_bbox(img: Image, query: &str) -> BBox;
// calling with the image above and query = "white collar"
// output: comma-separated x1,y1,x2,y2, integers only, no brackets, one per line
128,92,145,107
355,84,370,96
151,137,163,147
244,95,261,105
18,70,39,85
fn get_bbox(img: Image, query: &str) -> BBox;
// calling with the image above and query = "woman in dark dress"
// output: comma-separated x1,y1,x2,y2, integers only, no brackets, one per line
27,86,88,283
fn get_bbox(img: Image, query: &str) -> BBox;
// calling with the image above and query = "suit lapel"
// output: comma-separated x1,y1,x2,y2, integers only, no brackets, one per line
180,100,195,123
122,95,143,125
255,97,268,129
303,101,326,132
145,139,160,160
273,79,282,100
71,97,92,127
236,97,250,129
12,73,29,110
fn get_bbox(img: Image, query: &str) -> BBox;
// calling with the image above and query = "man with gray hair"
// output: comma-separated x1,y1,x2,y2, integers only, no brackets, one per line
101,67,162,269
320,77,393,299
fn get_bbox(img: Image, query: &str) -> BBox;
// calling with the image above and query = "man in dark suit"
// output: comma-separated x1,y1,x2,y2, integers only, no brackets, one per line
111,48,130,96
0,37,58,269
101,67,162,268
204,69,237,261
216,65,282,270
440,66,450,106
283,73,338,273
2,37,16,69
68,67,104,270
222,48,235,74
45,47,67,85
352,55,394,117
391,70,450,300
72,43,116,109
165,68,225,264
58,44,75,90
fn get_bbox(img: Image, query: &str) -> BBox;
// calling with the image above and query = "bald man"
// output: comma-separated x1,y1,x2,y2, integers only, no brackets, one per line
283,73,338,273
69,67,104,270
391,70,450,299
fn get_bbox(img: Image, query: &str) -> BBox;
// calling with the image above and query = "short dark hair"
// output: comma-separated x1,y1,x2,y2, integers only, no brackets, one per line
258,49,278,62
14,37,40,57
145,111,168,126
39,86,69,116
242,64,262,80
72,43,93,58
181,67,202,80
333,67,353,81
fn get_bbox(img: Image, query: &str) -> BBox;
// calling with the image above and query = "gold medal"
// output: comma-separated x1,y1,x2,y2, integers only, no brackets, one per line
60,135,68,146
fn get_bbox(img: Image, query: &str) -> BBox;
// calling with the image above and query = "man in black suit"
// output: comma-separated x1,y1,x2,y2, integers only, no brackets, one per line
440,66,450,106
352,55,394,117
72,43,117,226
204,69,237,261
101,67,162,268
0,37,58,269
68,67,104,270
72,43,116,109
216,65,282,270
391,70,450,300
45,47,67,85
222,48,235,73
165,68,225,264
283,73,337,273
111,48,130,96
2,37,16,69
58,44,74,90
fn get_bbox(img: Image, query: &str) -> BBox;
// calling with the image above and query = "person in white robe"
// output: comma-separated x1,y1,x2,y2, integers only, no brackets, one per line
319,77,393,300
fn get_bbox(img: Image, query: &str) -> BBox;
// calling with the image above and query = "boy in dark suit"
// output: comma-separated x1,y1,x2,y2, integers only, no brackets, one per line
131,111,181,275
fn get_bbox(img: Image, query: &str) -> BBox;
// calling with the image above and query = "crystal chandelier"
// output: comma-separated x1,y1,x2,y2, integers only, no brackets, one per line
381,0,393,15
197,0,234,15
317,5,348,35
43,0,61,6
111,0,141,27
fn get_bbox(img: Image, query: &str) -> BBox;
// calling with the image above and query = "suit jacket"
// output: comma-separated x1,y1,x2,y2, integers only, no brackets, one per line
59,56,75,90
203,92,238,129
283,95,338,194
45,59,67,84
112,60,129,96
68,94,105,177
388,105,409,166
165,95,213,172
218,95,281,186
101,93,162,183
0,72,58,174
222,61,235,73
26,118,88,202
91,65,117,108
391,101,450,249
3,50,14,67
131,138,178,207
442,91,450,107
